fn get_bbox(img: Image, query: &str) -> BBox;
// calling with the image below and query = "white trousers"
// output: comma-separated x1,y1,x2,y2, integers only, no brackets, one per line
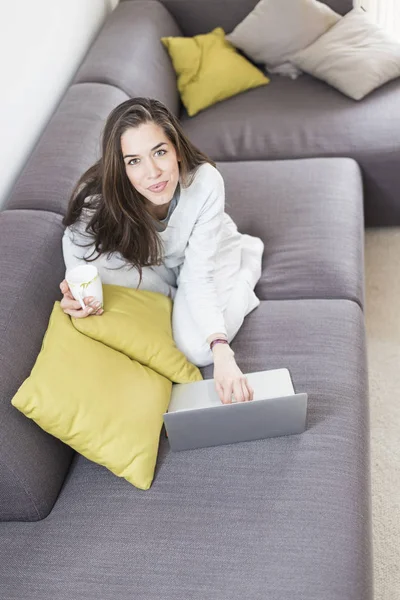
172,234,264,367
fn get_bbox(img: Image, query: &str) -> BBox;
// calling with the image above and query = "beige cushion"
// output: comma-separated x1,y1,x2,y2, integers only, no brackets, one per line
290,8,400,100
226,0,340,77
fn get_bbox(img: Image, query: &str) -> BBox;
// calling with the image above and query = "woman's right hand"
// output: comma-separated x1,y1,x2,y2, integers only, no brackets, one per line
60,280,104,318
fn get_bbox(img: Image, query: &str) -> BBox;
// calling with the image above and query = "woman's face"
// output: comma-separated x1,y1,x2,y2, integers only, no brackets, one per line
121,122,180,215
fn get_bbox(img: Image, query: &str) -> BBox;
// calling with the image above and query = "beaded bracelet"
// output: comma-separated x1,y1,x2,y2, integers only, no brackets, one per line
210,338,229,351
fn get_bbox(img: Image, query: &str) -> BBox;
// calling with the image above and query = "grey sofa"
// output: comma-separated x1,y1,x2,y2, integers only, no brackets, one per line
1,0,388,598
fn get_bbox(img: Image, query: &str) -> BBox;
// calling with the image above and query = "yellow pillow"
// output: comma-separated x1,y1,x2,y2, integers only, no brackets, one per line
161,27,269,116
73,284,200,383
11,286,202,490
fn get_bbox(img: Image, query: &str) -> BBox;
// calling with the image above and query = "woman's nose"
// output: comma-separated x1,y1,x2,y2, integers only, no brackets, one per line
147,159,162,179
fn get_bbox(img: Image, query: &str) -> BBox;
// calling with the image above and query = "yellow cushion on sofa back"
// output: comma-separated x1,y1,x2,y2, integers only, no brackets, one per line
161,27,269,116
11,287,202,490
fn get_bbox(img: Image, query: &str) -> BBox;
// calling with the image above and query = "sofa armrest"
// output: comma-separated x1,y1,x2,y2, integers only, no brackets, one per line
0,211,74,522
74,1,182,116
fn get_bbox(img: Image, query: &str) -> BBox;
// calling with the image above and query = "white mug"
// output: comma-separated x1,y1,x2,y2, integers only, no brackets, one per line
65,265,103,311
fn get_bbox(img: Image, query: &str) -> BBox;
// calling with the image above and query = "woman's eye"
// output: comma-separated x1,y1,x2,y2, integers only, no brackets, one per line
128,159,139,166
155,149,166,157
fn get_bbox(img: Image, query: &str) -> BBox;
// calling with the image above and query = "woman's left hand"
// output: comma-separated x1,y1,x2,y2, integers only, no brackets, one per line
212,345,254,404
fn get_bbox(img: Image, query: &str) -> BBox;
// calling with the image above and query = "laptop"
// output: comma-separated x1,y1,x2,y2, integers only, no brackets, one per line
163,368,308,451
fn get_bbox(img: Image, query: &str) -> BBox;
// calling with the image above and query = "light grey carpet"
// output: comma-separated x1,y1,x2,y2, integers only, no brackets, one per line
365,229,400,600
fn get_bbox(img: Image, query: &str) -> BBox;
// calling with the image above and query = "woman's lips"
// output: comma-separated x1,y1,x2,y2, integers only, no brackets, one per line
148,181,168,193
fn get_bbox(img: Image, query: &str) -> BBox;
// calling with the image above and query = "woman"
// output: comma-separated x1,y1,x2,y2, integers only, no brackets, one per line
60,98,264,405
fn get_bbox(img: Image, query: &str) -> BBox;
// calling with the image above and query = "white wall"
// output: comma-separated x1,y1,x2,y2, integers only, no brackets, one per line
0,0,120,209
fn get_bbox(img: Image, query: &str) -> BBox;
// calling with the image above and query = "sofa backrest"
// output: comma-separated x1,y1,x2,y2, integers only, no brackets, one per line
141,0,353,36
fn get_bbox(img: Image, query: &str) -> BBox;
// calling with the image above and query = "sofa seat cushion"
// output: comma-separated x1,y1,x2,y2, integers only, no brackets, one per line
182,73,400,226
0,298,372,600
219,158,364,308
5,83,129,216
0,210,74,522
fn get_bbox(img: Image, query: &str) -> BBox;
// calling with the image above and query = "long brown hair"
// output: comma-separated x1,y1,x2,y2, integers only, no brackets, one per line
63,97,215,283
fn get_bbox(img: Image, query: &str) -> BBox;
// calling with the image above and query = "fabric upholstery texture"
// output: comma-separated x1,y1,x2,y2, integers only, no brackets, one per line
161,27,269,116
74,1,181,116
0,211,74,522
218,158,365,308
181,73,400,226
0,299,373,599
5,83,129,216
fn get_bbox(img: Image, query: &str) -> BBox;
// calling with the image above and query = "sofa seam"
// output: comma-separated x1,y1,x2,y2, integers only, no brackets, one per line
72,78,131,100
3,205,66,219
256,295,364,311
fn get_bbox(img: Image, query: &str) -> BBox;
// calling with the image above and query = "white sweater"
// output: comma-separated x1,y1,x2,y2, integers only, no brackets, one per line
62,163,246,340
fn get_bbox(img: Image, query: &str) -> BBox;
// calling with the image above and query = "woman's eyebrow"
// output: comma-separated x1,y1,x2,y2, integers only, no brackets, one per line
123,142,167,159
